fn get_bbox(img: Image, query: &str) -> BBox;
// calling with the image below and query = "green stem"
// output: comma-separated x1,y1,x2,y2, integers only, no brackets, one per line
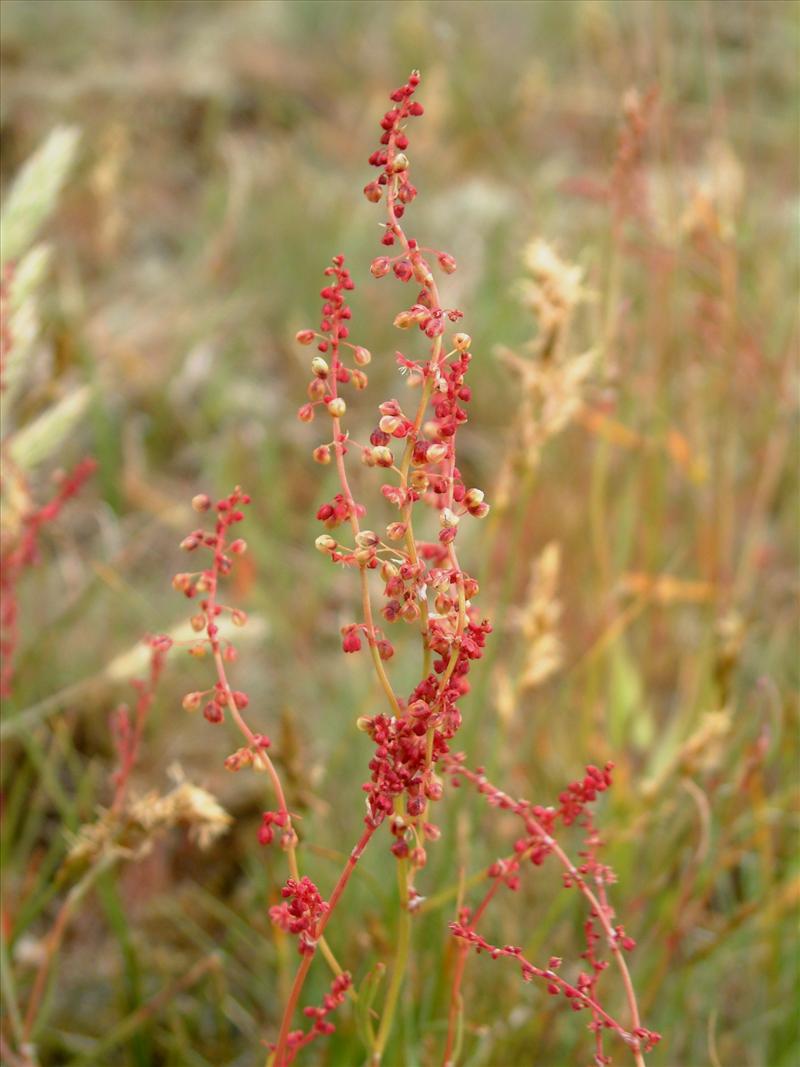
372,856,411,1063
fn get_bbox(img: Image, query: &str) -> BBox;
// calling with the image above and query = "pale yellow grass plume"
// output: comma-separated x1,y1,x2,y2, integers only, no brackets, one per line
65,764,232,876
511,541,564,691
494,239,594,504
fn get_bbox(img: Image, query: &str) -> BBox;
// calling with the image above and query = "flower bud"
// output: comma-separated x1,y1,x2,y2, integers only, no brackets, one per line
393,310,415,329
426,443,448,464
453,332,471,352
355,530,380,549
204,702,224,724
386,521,407,541
370,257,391,278
192,494,211,512
363,181,382,203
438,252,457,274
391,153,409,172
230,538,247,554
297,403,315,423
373,446,394,468
327,397,347,418
296,329,315,345
182,691,203,711
440,508,460,528
379,415,401,434
351,369,368,390
232,609,248,627
311,356,329,378
353,346,371,366
313,444,332,464
315,534,337,553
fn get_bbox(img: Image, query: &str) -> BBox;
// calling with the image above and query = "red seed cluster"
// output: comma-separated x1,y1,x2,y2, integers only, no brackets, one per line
269,876,329,956
448,925,661,1054
173,487,251,725
269,973,352,1066
1,456,97,697
294,71,493,870
363,70,422,213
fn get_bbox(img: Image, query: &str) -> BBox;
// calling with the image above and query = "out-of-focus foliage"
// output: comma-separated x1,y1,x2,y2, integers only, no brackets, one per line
1,2,797,1066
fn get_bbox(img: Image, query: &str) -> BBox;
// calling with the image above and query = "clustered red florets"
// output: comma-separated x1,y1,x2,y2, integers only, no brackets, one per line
447,926,661,1057
173,487,251,725
363,70,422,214
268,972,352,1065
0,456,97,698
269,876,329,956
444,759,661,1060
294,72,494,871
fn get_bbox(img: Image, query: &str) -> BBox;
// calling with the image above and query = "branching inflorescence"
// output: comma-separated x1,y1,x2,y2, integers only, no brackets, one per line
173,70,657,1067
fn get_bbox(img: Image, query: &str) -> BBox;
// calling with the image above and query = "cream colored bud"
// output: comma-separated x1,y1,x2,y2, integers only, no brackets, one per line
386,522,407,541
440,508,460,529
373,446,394,468
381,560,399,580
465,488,485,507
379,415,401,434
426,443,448,464
391,153,409,172
355,530,380,549
315,534,337,553
311,356,329,378
191,494,211,512
453,332,472,352
393,310,414,329
327,397,347,418
354,346,371,366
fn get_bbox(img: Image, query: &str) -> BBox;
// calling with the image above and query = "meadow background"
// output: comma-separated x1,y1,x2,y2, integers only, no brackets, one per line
1,1,798,1065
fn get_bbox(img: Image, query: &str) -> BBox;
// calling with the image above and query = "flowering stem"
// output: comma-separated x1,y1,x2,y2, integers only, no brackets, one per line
527,815,647,1067
371,852,411,1063
271,825,376,1066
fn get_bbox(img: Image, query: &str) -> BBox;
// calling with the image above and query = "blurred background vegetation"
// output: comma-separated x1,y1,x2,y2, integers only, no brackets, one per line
1,1,797,1065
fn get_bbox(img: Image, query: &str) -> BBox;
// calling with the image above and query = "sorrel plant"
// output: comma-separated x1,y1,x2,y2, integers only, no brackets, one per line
170,71,660,1066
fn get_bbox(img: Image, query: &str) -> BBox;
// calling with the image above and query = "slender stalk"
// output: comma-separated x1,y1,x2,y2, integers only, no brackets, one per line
22,853,118,1043
272,825,376,1066
371,854,411,1063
